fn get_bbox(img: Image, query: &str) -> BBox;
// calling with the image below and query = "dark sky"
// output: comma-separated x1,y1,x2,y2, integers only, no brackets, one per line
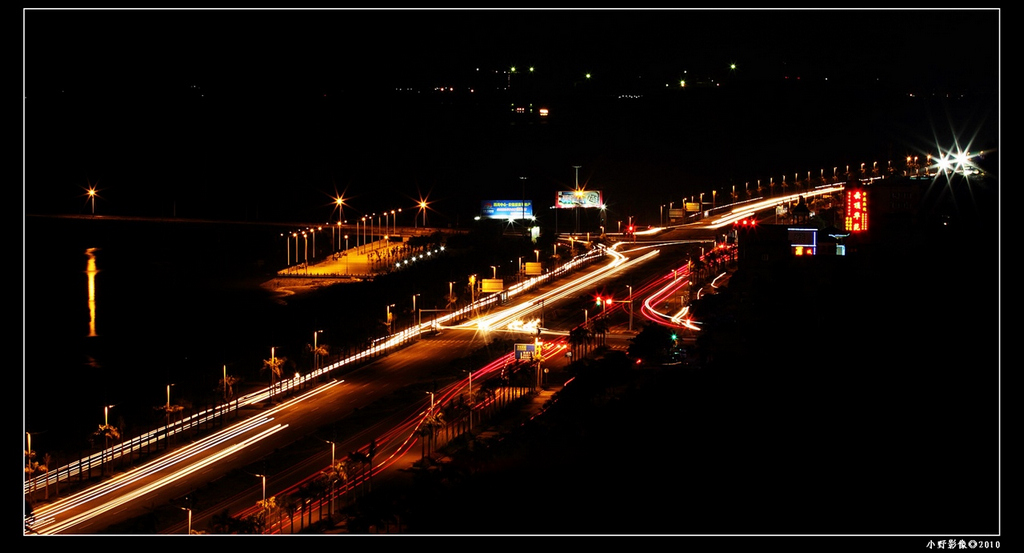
23,8,1001,223
26,8,1000,96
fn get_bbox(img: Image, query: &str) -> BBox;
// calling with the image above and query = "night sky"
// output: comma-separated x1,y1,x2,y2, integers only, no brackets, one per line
24,8,1000,225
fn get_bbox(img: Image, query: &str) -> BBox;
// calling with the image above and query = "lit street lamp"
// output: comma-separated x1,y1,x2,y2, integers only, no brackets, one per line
313,329,323,375
412,293,421,335
282,233,290,266
254,473,267,510
166,383,175,413
181,507,192,535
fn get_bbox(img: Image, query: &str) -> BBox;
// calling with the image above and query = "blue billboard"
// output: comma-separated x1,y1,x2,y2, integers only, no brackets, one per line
481,200,533,219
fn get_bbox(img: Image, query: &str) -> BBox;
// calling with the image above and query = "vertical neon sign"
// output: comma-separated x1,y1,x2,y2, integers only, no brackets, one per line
845,189,868,232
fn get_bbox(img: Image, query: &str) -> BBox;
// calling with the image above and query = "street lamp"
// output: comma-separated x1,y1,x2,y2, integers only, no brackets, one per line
490,265,497,279
534,249,540,263
166,383,175,413
465,370,473,431
313,329,323,375
103,404,116,470
181,507,192,535
361,217,367,252
254,473,266,505
412,293,421,335
627,284,633,332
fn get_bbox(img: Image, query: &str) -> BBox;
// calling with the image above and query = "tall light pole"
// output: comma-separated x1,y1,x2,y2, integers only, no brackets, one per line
465,370,473,431
254,473,266,508
181,507,192,535
312,227,320,260
627,284,633,332
166,383,175,413
490,265,497,279
103,404,116,470
386,304,395,335
302,232,309,268
412,293,421,335
313,329,323,375
572,165,581,234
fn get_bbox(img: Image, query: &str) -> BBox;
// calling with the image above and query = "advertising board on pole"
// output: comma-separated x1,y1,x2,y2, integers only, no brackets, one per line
556,190,603,209
481,200,533,219
514,343,537,361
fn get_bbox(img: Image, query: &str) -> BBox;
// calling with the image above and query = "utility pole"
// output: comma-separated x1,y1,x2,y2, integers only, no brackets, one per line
573,165,581,235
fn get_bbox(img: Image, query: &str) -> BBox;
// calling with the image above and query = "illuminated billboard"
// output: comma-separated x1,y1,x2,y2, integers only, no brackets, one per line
481,200,533,219
556,190,603,209
844,188,869,232
514,343,537,361
481,278,504,293
788,228,817,256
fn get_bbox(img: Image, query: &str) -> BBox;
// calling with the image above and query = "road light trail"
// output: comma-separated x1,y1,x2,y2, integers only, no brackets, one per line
31,381,346,534
32,422,290,535
455,246,659,332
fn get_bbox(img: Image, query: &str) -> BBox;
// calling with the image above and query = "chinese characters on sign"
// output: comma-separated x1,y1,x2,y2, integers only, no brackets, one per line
845,188,869,232
514,343,536,361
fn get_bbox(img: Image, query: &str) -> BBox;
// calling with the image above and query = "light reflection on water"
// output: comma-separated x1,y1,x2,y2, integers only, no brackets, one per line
85,247,98,337
25,217,290,458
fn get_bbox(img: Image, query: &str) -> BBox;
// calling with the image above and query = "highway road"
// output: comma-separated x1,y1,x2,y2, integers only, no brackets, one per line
26,192,815,535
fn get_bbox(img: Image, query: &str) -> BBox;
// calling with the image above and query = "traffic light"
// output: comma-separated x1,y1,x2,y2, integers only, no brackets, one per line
595,296,603,306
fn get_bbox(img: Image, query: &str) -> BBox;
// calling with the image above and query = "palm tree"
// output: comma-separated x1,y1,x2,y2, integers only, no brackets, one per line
92,424,121,476
306,342,330,381
297,483,313,530
41,453,52,500
592,317,609,347
280,493,299,534
347,450,372,499
218,374,241,402
262,352,286,402
209,509,241,534
308,476,329,524
257,495,277,534
325,460,350,513
569,325,589,363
